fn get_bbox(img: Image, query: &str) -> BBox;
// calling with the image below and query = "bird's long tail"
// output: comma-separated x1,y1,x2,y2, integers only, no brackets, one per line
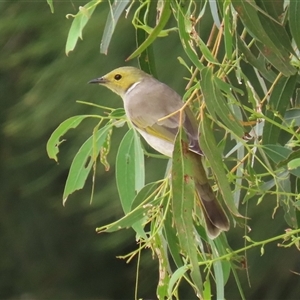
189,151,230,238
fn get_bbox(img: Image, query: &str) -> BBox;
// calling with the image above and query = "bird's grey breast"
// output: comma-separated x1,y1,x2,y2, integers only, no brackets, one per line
124,78,184,128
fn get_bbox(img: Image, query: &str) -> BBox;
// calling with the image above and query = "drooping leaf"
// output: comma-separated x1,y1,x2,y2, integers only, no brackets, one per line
223,0,233,60
262,74,297,145
65,0,99,55
172,128,203,297
236,36,277,82
47,115,96,162
255,41,296,76
116,129,145,214
168,266,189,297
63,124,112,204
232,0,296,76
96,182,161,234
200,67,244,138
263,144,292,164
276,170,297,228
232,0,271,43
289,0,300,50
116,128,146,237
209,0,221,28
278,149,300,168
136,26,157,77
100,127,113,171
175,3,205,71
284,109,300,126
100,0,130,54
257,0,294,55
200,112,241,216
126,1,172,60
47,0,54,13
153,232,170,299
163,202,183,268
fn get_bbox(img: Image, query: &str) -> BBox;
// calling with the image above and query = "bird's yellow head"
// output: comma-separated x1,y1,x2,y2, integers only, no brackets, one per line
89,66,151,97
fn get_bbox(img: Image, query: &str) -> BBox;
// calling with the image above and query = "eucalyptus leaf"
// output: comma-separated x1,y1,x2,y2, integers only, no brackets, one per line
263,144,292,165
47,115,98,162
65,0,98,55
200,113,240,216
63,124,112,204
100,0,130,54
200,67,244,138
172,128,203,296
126,1,171,60
47,0,54,13
289,1,300,50
262,75,297,145
116,129,145,214
96,182,161,235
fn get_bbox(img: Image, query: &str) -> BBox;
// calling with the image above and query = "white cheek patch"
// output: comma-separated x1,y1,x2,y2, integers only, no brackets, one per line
126,81,141,95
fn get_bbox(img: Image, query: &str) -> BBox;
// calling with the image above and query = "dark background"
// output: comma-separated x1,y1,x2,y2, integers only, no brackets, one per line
1,1,300,299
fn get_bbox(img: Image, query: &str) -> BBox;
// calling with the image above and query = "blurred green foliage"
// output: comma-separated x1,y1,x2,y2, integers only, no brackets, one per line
1,0,300,299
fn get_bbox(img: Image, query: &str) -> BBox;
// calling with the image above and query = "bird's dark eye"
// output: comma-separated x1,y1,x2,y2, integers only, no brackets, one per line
114,74,122,80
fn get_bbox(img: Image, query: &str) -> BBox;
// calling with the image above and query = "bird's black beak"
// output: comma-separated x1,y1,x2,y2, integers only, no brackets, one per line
88,77,107,84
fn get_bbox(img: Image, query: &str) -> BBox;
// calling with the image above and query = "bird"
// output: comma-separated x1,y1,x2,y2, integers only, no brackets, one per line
89,66,229,238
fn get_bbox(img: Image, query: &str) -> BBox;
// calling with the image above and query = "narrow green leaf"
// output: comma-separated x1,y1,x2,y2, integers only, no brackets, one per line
200,67,244,138
232,0,296,76
100,0,130,54
116,129,138,214
263,144,292,165
276,171,297,228
115,128,144,221
136,27,157,77
257,0,295,55
163,204,183,268
210,242,225,299
232,0,270,43
131,182,160,210
289,168,300,179
230,261,247,300
153,233,170,299
255,41,296,76
288,158,300,170
262,74,297,145
223,0,232,60
175,4,205,71
213,236,232,284
115,128,146,237
126,2,171,61
215,77,244,96
258,0,284,17
96,182,161,234
135,1,157,76
95,201,154,233
47,0,54,13
65,0,98,55
133,130,145,193
283,152,300,178
47,115,94,162
200,113,240,216
63,125,112,204
289,1,300,50
168,266,189,297
236,36,277,82
197,38,218,64
209,0,221,28
203,279,212,300
99,127,112,171
172,128,203,297
278,149,300,168
284,109,300,126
